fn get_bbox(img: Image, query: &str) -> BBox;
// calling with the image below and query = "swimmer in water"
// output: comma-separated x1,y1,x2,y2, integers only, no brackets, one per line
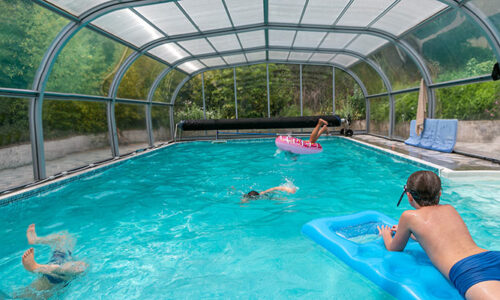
309,118,329,143
242,186,296,203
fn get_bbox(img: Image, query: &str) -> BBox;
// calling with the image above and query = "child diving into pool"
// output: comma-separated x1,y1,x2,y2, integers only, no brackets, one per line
377,171,500,300
309,118,329,143
15,224,87,298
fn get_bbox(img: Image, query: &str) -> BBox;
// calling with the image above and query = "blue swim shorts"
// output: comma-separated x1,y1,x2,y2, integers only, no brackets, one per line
449,251,500,297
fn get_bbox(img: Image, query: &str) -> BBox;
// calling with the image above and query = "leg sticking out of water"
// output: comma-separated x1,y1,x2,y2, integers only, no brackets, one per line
309,118,328,143
22,248,87,279
27,224,73,251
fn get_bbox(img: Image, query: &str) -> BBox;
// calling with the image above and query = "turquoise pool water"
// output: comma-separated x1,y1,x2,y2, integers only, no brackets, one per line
0,138,498,299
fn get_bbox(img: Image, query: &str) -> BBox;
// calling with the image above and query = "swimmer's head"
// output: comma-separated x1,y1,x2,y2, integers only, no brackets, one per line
406,171,441,206
244,190,260,198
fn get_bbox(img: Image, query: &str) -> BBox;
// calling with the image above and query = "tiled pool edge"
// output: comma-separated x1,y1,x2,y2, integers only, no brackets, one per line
0,143,177,206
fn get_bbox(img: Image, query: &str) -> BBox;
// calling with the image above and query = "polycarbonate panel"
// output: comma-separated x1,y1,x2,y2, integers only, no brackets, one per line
269,51,290,60
208,34,241,52
394,92,418,140
0,97,32,191
330,54,359,67
149,43,189,63
434,81,500,161
225,0,263,26
117,55,166,100
351,61,386,94
178,60,204,73
45,0,108,16
293,31,327,48
302,65,333,115
269,0,307,23
319,33,356,49
47,28,127,96
204,69,236,119
151,105,171,143
92,9,163,46
371,0,447,36
269,64,301,117
336,0,394,27
154,69,185,103
472,0,500,35
200,57,227,67
246,51,266,62
269,30,296,47
369,96,390,136
238,30,265,49
309,53,335,62
42,100,110,177
222,54,247,65
0,1,67,89
335,69,366,131
115,103,149,154
370,44,420,90
178,38,216,55
135,2,197,36
346,35,388,56
174,74,203,122
403,9,496,82
301,0,351,25
235,65,267,118
288,52,312,61
179,0,232,31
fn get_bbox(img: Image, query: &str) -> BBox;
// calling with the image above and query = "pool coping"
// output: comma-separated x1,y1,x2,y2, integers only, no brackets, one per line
2,136,499,206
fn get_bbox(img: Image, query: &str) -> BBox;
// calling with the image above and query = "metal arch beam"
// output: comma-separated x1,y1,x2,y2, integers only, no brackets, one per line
29,0,177,180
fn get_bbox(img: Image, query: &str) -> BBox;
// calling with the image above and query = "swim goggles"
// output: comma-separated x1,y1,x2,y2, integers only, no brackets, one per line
397,184,420,207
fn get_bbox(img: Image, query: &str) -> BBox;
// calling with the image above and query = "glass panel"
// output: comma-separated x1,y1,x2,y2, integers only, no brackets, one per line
42,100,111,176
222,54,247,65
350,61,386,94
45,0,108,16
269,30,296,47
403,9,496,82
269,64,301,117
208,34,242,52
179,0,232,31
204,69,236,119
135,2,197,36
200,57,227,68
346,35,388,56
237,30,265,49
301,0,351,25
369,96,390,136
335,69,366,131
269,0,307,23
0,1,66,89
47,28,127,96
178,38,215,55
302,65,333,115
174,75,203,123
115,103,149,154
471,0,500,34
0,97,32,191
330,54,359,67
394,92,419,140
117,56,167,100
178,60,204,73
370,44,421,91
269,51,290,60
151,105,171,144
309,53,335,63
149,43,189,64
225,0,264,26
235,65,267,118
293,31,327,48
154,69,186,103
336,0,395,27
288,52,312,61
319,33,356,49
246,51,266,62
371,0,447,36
434,81,500,160
92,9,163,47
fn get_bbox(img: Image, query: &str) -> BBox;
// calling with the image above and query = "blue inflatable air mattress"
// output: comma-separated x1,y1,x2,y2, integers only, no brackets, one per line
302,211,462,300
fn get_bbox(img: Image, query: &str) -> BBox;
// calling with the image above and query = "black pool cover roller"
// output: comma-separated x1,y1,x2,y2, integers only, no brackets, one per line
178,115,342,131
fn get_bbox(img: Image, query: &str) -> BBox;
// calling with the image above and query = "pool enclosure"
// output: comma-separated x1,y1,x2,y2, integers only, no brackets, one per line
1,0,499,192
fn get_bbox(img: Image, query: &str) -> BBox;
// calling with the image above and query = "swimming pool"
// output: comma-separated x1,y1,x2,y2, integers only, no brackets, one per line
0,137,498,299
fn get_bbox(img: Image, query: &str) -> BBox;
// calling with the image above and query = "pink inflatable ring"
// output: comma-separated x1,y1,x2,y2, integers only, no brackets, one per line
275,135,323,154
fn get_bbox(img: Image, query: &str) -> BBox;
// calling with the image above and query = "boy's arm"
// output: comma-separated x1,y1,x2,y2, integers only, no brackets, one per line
378,211,412,251
260,186,296,195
